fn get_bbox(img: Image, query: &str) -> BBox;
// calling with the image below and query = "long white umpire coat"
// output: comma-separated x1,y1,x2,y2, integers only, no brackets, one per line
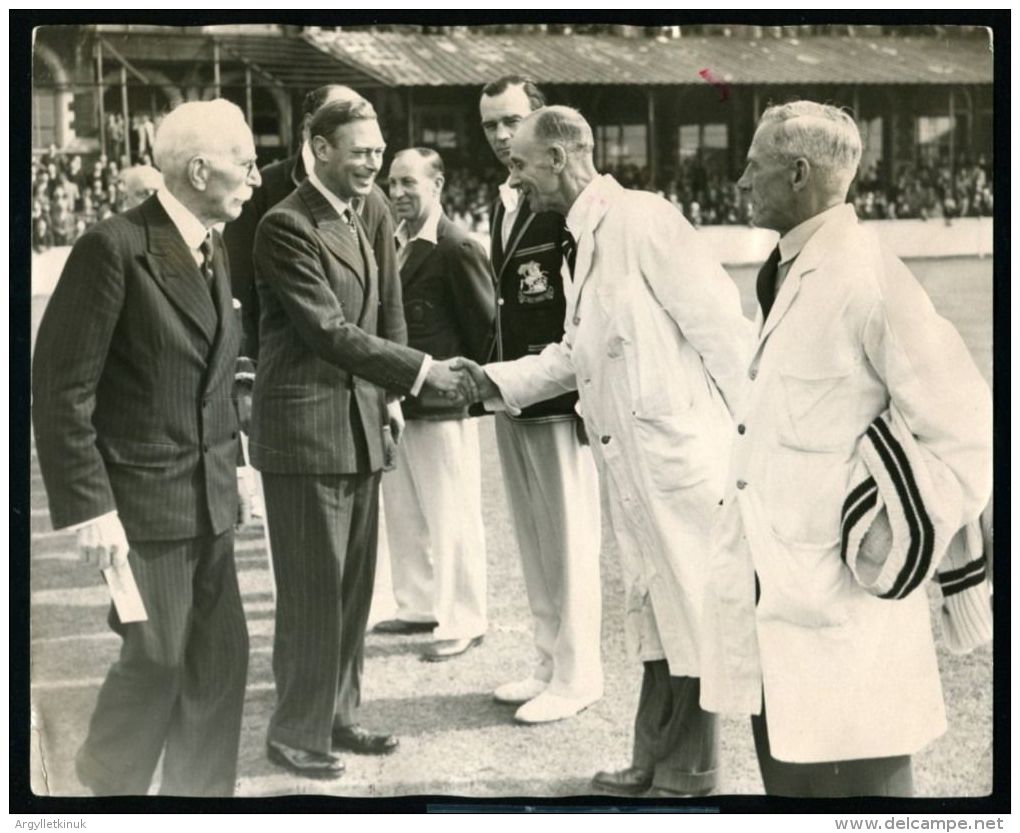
487,174,753,677
699,204,993,763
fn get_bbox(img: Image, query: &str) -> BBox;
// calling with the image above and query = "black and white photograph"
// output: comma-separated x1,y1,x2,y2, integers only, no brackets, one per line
17,12,1006,816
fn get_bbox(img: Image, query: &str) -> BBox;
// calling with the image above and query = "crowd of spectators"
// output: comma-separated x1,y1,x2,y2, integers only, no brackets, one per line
33,136,995,253
852,156,993,221
31,144,161,253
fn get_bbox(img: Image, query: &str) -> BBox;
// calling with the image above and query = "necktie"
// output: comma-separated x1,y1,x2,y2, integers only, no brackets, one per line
561,231,577,280
199,233,216,290
755,245,781,323
342,207,358,233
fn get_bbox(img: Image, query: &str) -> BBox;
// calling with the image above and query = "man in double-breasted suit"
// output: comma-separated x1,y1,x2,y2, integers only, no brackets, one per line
700,101,992,797
32,100,258,796
378,148,496,660
476,77,604,725
250,98,472,778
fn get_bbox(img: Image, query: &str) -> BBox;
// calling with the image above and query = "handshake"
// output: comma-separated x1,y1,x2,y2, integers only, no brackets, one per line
419,357,499,409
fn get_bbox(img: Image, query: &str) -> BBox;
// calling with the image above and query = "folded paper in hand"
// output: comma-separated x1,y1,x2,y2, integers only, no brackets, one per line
102,561,148,623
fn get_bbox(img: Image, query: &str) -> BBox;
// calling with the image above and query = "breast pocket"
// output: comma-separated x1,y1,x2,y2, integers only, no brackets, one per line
778,357,862,451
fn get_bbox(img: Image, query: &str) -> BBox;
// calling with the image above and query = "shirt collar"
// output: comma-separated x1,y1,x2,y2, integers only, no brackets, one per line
394,202,443,248
156,188,209,251
300,140,315,181
778,203,848,265
306,168,351,219
564,174,608,240
498,178,520,214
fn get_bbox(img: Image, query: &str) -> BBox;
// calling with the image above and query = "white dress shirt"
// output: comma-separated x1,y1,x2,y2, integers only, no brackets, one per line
498,178,522,251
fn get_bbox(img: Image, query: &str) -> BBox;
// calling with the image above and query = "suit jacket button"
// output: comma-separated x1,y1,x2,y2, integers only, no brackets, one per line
736,479,748,490
498,298,505,306
737,423,746,434
600,435,611,444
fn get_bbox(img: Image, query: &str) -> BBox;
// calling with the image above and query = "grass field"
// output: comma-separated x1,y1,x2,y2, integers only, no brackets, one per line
27,256,994,799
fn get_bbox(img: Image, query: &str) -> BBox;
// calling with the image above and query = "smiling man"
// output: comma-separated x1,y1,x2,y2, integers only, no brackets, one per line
457,105,752,796
378,148,495,661
33,99,258,796
250,99,475,778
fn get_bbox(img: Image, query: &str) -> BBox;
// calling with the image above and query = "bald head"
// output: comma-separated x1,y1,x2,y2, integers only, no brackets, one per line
151,99,259,226
118,165,164,210
508,105,597,216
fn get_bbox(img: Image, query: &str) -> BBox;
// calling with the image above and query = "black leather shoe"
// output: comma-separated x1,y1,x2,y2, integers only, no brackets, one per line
331,724,400,756
422,635,484,662
267,741,345,779
591,766,654,796
372,619,438,635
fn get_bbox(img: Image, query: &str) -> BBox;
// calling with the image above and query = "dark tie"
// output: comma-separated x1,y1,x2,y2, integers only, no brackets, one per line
199,233,216,290
561,231,577,279
755,246,781,322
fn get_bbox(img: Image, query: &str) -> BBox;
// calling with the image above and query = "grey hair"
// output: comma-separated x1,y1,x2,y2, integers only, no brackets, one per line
528,105,594,155
152,99,250,183
757,101,862,194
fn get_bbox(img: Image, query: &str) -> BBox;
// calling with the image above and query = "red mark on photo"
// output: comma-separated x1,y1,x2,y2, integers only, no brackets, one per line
699,68,731,102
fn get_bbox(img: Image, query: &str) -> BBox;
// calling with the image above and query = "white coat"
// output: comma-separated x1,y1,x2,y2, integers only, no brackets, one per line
699,204,992,763
487,174,753,677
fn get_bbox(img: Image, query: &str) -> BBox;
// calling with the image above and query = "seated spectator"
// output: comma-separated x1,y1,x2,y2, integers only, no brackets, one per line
32,216,54,253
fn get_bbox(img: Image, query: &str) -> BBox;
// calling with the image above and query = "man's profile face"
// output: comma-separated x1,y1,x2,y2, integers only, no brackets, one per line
388,153,441,226
507,121,563,215
480,85,534,168
315,118,386,202
737,123,795,234
201,128,261,224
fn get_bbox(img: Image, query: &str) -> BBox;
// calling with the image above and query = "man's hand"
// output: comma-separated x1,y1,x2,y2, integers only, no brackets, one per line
387,398,405,445
77,513,130,572
423,358,478,405
448,357,501,403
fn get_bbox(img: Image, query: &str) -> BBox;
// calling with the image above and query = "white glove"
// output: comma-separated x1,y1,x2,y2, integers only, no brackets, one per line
77,513,130,571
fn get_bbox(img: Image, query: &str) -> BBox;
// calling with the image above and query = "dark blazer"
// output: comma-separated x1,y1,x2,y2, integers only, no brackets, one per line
32,196,241,541
222,150,400,360
250,179,425,475
488,196,579,421
399,213,496,420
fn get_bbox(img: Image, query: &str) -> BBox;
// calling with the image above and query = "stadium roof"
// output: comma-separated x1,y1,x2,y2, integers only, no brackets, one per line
304,30,993,87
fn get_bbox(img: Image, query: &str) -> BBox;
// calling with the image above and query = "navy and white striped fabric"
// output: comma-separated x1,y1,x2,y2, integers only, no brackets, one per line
840,410,992,654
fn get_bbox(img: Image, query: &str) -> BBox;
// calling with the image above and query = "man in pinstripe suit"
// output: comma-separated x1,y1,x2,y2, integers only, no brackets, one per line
251,97,473,778
32,100,258,796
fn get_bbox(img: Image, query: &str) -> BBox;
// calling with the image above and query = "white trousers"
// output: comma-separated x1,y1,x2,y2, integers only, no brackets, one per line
382,418,487,640
494,414,604,701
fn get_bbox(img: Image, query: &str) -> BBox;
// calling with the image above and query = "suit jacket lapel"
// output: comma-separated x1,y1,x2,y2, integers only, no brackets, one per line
399,238,435,289
142,197,218,345
298,180,367,290
496,200,535,283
